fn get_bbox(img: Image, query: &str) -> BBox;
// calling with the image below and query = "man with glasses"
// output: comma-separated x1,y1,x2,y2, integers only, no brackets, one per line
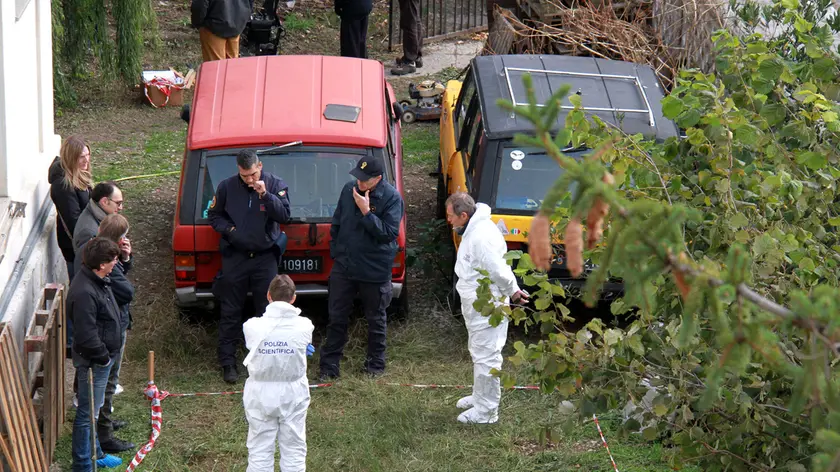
73,181,125,253
209,149,291,384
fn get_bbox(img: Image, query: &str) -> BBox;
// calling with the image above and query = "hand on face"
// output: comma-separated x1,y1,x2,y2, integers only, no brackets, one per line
352,186,371,214
252,180,266,196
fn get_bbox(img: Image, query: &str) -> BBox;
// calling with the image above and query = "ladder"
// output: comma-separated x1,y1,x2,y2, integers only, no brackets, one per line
502,67,657,128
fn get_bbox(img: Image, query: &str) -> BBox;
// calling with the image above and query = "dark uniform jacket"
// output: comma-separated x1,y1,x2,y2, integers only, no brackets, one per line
48,157,90,262
208,171,291,255
335,0,373,19
74,243,134,331
330,180,404,283
68,266,123,367
191,0,253,39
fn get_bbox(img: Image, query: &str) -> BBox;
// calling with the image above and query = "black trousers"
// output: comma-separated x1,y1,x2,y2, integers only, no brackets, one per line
340,15,369,59
399,0,423,62
214,250,278,367
319,270,392,377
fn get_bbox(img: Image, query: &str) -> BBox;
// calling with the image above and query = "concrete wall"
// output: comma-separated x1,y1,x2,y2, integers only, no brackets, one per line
0,0,64,345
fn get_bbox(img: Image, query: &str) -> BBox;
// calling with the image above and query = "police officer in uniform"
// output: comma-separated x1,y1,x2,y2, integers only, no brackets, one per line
209,149,291,383
319,155,405,379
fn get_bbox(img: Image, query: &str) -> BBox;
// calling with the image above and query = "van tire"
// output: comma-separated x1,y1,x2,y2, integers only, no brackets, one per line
388,278,409,320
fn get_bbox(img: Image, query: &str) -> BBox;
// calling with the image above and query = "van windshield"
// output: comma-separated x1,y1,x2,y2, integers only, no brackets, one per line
199,149,370,222
495,146,587,212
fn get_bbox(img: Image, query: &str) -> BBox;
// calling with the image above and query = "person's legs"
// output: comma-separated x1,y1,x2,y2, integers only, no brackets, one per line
340,18,358,58
245,409,279,472
359,15,369,59
277,397,310,472
401,0,422,62
319,271,357,378
71,362,111,471
199,27,228,61
217,253,249,370
98,330,133,451
358,281,390,374
225,35,241,59
458,299,509,423
249,252,278,319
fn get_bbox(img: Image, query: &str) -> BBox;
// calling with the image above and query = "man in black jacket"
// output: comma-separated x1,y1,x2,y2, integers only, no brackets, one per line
319,155,405,379
69,238,124,471
74,215,135,454
191,0,253,61
209,149,291,383
335,0,372,58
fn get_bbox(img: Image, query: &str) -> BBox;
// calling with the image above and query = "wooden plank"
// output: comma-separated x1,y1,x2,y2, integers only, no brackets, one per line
34,310,49,326
0,434,17,472
0,328,47,471
0,331,32,471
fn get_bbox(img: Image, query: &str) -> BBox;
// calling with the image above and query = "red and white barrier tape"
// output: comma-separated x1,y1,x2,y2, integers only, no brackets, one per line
124,383,163,472
592,414,620,472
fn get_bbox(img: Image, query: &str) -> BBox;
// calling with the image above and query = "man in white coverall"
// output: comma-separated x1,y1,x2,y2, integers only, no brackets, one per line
242,274,315,472
445,192,529,424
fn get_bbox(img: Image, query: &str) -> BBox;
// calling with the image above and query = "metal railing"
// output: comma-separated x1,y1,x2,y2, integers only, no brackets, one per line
388,0,488,50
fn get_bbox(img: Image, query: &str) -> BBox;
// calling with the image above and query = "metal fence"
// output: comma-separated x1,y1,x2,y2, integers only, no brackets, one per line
388,0,488,50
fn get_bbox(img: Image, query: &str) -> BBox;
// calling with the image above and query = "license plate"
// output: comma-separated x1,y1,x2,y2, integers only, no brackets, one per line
280,256,323,274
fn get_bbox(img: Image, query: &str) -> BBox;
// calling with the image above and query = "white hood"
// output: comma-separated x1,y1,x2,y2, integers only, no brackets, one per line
455,203,519,304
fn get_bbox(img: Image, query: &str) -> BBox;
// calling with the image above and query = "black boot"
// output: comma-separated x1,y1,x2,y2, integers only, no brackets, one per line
100,436,136,453
222,365,239,384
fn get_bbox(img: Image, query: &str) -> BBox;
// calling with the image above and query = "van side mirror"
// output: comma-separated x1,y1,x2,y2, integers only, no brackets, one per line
392,101,404,122
181,104,191,124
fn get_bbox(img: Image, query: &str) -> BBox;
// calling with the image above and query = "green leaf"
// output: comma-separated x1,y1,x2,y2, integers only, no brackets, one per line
793,16,813,33
654,404,669,417
604,328,622,346
822,110,839,122
799,257,816,272
780,0,799,9
729,213,749,229
627,335,645,356
813,57,838,81
534,297,551,311
568,94,582,107
661,96,685,118
828,217,840,226
642,427,658,441
760,103,787,126
677,109,702,128
796,151,827,170
758,57,784,81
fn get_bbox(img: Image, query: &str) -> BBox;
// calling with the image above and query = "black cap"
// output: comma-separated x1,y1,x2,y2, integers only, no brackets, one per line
350,155,384,180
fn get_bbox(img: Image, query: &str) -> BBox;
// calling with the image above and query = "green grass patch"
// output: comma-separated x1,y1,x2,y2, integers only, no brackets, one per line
402,122,439,168
92,130,185,183
53,302,694,471
284,13,317,32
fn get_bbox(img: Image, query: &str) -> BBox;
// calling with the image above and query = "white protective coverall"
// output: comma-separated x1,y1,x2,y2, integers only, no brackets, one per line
454,202,520,424
242,301,314,472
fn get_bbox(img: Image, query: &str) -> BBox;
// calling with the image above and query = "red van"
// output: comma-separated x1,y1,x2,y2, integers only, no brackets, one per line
173,55,408,316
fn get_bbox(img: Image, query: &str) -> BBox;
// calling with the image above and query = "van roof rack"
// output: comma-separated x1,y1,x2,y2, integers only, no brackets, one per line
502,67,657,128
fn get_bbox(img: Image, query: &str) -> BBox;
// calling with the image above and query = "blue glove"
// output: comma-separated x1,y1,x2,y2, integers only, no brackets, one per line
306,343,315,357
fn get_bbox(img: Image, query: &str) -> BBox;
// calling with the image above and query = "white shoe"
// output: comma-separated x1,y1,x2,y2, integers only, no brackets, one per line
115,384,124,395
72,395,78,408
457,407,498,424
456,395,474,409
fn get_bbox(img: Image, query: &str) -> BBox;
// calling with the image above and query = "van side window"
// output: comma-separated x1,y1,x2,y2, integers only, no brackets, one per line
454,70,476,144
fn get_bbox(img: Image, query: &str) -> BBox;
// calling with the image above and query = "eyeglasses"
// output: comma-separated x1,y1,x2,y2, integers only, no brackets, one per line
109,198,124,208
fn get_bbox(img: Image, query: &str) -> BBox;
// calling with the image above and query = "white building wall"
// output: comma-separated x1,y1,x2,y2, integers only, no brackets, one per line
0,0,64,349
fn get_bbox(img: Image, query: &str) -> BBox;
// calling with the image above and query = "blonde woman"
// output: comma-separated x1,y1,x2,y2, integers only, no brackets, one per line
49,135,93,280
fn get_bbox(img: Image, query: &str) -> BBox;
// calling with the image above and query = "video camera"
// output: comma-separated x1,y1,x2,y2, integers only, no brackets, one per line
242,0,292,56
